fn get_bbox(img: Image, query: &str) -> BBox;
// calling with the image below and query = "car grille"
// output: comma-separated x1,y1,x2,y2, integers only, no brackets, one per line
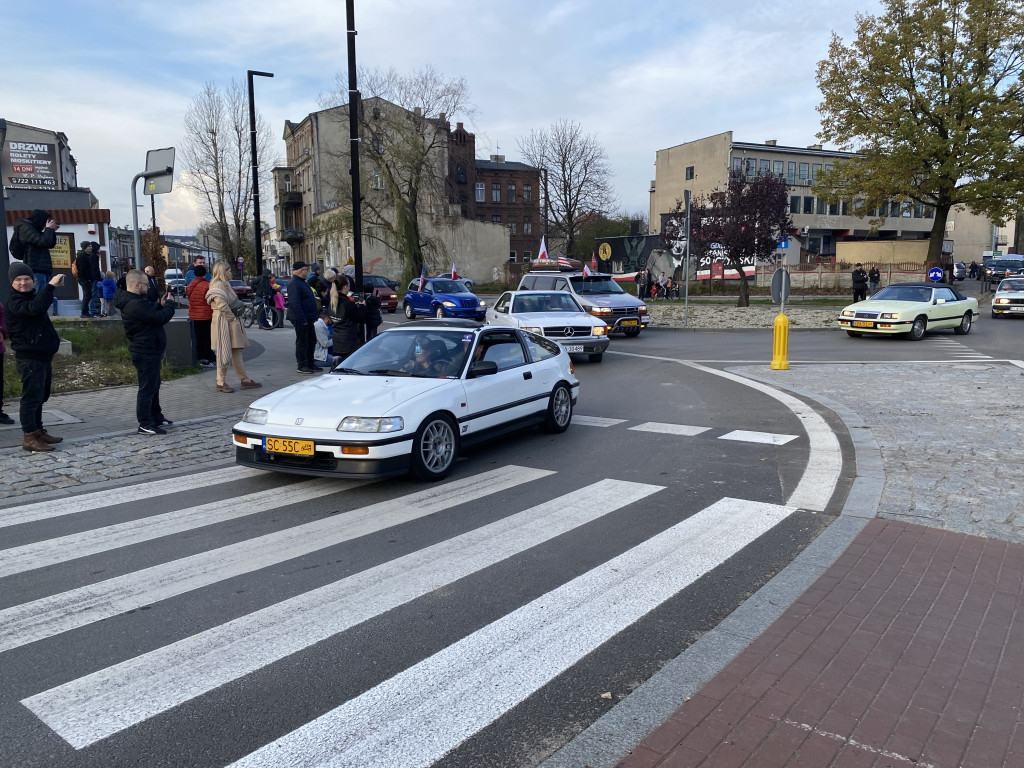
854,310,881,319
457,298,478,308
252,449,338,472
997,298,1024,306
543,325,596,338
593,307,638,316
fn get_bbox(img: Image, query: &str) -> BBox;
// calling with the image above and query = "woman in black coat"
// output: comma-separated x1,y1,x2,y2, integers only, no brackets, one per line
328,275,366,358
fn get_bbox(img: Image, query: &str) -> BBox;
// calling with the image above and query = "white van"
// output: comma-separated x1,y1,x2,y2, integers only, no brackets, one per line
164,268,184,280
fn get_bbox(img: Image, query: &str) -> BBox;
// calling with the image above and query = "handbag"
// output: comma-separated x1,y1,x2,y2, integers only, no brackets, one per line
228,299,246,318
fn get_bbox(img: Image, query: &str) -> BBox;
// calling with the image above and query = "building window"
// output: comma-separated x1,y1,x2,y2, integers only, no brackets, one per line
509,218,517,235
812,163,822,180
829,201,839,216
773,160,783,176
816,197,827,215
509,251,517,262
799,162,810,181
456,163,466,184
824,163,833,174
889,200,899,217
760,159,770,174
685,165,695,180
745,158,756,176
842,201,851,216
733,157,742,171
524,220,532,235
790,196,800,214
523,184,532,201
507,183,516,203
803,196,814,214
914,203,924,218
787,161,796,184
492,182,501,202
523,251,532,261
475,182,485,202
492,215,501,223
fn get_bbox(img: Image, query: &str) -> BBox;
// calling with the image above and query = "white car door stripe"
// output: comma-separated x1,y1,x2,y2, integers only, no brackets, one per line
24,479,662,748
223,497,797,768
0,466,553,654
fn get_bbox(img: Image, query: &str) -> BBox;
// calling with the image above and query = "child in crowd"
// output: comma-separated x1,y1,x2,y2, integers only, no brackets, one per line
100,271,118,317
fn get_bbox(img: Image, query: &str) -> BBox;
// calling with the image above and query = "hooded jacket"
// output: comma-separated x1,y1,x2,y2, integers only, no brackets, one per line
3,283,61,359
114,289,175,355
75,244,100,282
13,210,57,275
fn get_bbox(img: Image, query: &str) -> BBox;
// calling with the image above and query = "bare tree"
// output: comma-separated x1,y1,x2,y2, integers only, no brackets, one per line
179,80,274,271
517,120,616,258
315,66,475,281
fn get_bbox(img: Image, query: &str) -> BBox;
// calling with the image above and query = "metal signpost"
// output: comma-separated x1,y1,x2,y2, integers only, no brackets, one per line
131,148,175,269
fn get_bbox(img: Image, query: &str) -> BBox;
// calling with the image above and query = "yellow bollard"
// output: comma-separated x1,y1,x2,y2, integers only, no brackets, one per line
771,312,790,370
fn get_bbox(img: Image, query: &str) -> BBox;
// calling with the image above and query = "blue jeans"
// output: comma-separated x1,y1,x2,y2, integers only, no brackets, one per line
33,273,59,315
131,352,164,428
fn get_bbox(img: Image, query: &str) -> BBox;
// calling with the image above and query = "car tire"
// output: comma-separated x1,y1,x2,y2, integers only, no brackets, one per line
404,303,415,319
541,383,573,433
588,352,604,362
954,311,973,335
907,316,927,341
846,330,863,337
623,327,642,337
410,413,458,481
388,308,397,314
435,305,446,318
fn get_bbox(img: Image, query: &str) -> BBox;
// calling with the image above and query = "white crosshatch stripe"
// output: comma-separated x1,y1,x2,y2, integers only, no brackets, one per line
0,466,553,654
718,430,797,446
572,415,627,427
628,422,711,437
24,479,663,748
223,497,798,768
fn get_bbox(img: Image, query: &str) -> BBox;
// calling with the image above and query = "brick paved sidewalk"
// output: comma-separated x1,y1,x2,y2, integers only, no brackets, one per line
618,518,1024,768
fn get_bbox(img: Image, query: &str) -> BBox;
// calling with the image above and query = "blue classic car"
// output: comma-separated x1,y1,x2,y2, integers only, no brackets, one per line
404,278,487,320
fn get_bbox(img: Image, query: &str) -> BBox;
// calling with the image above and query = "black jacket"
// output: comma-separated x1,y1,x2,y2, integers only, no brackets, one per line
852,269,869,289
13,210,57,275
4,285,61,360
75,249,100,282
332,294,366,354
114,289,175,355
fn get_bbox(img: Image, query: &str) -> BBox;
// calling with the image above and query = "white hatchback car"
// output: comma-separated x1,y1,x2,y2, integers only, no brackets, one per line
232,320,579,481
486,290,610,362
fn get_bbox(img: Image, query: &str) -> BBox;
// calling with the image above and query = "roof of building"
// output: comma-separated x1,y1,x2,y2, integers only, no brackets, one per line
474,158,538,172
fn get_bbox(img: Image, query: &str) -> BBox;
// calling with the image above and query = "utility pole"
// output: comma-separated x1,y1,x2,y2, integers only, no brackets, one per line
346,0,364,293
248,69,274,275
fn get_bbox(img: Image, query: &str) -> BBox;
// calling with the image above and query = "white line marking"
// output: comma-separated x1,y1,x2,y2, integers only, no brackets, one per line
0,466,267,529
719,430,797,446
25,479,662,748
628,422,711,437
225,498,797,768
572,415,628,428
0,478,359,578
0,466,553,654
780,719,937,768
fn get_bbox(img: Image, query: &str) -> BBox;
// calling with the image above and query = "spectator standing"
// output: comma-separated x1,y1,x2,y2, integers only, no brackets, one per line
0,299,14,425
852,263,869,302
13,209,60,316
87,243,103,315
186,264,215,367
143,266,160,302
100,271,118,317
969,261,979,280
868,266,881,295
634,270,643,298
206,261,261,392
4,262,64,450
329,274,366,360
115,269,176,435
74,241,100,318
185,255,206,286
287,261,318,373
363,292,383,341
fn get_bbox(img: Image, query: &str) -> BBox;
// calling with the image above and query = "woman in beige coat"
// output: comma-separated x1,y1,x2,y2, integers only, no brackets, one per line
206,262,261,393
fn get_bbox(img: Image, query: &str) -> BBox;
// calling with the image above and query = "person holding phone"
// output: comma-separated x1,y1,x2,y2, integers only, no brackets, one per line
12,209,60,315
3,262,64,451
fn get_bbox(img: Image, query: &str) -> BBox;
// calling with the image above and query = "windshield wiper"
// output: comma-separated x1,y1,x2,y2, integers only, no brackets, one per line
368,368,410,376
332,367,366,375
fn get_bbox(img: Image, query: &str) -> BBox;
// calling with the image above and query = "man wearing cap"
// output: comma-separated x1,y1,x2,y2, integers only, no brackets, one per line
74,241,100,318
3,262,64,451
851,262,869,303
13,209,60,315
287,261,318,373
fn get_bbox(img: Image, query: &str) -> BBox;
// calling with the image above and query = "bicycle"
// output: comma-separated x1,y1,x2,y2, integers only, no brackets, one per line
250,296,283,330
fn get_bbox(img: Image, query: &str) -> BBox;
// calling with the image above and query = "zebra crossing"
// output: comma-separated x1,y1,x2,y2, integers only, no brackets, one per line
2,457,817,768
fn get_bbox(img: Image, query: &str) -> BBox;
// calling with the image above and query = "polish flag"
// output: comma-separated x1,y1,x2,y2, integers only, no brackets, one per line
583,264,592,277
538,236,548,261
451,263,459,280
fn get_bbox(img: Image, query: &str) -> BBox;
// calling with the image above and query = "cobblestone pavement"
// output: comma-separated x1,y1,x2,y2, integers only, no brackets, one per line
647,302,838,329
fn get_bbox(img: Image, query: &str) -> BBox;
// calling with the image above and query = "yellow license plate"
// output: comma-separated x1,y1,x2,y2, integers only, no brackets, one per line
621,319,638,326
264,437,315,455
853,320,874,328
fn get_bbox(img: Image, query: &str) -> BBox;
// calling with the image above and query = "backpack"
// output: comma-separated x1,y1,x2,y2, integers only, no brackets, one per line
9,230,25,259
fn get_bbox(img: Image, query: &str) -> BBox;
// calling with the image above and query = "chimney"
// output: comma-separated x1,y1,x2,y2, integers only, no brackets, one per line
456,122,464,130
807,144,822,150
490,154,505,163
765,139,777,146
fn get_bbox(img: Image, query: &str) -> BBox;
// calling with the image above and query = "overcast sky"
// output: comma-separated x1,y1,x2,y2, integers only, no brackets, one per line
3,0,877,236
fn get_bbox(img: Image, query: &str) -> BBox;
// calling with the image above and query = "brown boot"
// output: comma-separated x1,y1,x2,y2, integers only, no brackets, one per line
23,430,55,452
38,429,63,444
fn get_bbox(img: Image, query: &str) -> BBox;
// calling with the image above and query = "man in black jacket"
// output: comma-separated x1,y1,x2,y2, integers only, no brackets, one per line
114,269,176,435
3,262,64,451
75,241,99,317
13,209,60,315
852,263,869,303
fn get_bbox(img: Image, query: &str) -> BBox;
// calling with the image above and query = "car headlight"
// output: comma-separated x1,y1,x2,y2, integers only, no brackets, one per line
478,300,486,307
593,325,608,336
588,306,613,315
243,407,268,425
880,313,900,319
337,416,405,433
522,326,542,334
638,304,648,313
996,298,1009,304
841,310,856,317
442,301,456,308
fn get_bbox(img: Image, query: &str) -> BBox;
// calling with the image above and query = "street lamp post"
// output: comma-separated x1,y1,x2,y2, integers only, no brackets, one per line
0,118,10,303
248,69,274,276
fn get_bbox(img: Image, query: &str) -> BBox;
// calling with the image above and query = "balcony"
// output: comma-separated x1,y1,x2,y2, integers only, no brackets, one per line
282,227,305,245
280,190,302,208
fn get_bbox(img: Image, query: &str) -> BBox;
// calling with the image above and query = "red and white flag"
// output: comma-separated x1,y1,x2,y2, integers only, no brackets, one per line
591,252,597,270
556,253,571,267
451,263,459,280
538,236,548,261
583,264,592,277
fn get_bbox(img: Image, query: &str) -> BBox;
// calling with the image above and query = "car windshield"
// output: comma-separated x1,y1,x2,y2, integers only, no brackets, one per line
333,329,476,378
989,260,1024,271
432,279,471,294
999,279,1024,291
512,292,582,313
568,276,625,295
870,286,932,303
363,275,388,288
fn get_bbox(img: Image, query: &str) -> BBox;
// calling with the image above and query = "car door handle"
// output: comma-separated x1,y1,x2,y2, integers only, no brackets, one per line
523,371,532,380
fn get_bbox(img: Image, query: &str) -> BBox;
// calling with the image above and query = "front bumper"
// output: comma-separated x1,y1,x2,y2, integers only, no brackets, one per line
233,428,413,479
556,337,610,354
838,318,911,334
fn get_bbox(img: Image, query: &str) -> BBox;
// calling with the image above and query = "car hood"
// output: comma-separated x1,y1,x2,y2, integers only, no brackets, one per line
843,298,977,313
511,311,604,327
576,295,643,308
434,291,480,302
245,375,451,427
994,290,1024,299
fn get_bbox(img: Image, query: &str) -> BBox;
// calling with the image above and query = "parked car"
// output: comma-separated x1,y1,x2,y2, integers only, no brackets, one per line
166,278,186,298
434,272,474,287
952,262,967,281
232,320,579,480
991,277,1024,318
230,280,254,301
517,266,649,336
359,274,399,313
838,282,977,340
404,277,486,320
486,290,609,362
985,258,1024,285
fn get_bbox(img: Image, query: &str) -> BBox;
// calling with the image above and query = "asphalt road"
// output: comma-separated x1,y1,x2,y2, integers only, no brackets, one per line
0,349,843,768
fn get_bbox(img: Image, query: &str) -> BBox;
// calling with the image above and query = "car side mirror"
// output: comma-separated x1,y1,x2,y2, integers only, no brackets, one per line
496,306,507,313
469,360,498,378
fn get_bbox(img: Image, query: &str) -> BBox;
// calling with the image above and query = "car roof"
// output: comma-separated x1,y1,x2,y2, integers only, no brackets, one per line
504,289,574,296
879,283,939,289
395,319,483,330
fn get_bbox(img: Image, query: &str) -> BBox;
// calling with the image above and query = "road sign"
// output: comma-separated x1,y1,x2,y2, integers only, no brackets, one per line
928,267,945,282
143,147,175,195
770,268,791,305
